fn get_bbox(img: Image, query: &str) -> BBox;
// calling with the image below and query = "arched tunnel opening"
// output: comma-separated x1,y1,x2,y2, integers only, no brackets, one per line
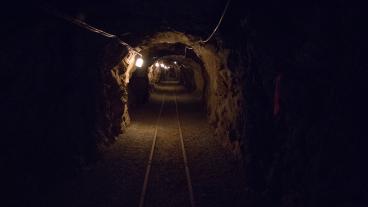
127,41,209,110
2,1,367,207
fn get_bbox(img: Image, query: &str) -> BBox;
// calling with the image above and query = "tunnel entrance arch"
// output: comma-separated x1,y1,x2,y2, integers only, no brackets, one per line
113,31,245,157
133,32,245,155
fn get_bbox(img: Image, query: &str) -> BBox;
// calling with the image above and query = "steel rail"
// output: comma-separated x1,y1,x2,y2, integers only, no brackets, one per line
139,94,166,207
174,93,195,207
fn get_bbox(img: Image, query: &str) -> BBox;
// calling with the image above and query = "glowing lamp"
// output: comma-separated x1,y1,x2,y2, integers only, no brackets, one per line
155,62,159,67
135,57,144,67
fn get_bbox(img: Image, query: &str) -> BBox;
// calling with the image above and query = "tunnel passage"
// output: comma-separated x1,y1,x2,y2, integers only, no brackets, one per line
119,32,245,156
148,55,206,94
133,42,208,99
2,1,368,207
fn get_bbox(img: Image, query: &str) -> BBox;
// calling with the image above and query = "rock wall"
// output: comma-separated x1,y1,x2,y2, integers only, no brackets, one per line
1,11,127,205
148,65,162,85
135,5,367,206
181,58,205,94
139,32,245,153
99,57,131,144
220,1,368,206
195,44,245,154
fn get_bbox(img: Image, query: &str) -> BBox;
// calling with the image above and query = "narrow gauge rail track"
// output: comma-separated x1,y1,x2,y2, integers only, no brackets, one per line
138,93,195,207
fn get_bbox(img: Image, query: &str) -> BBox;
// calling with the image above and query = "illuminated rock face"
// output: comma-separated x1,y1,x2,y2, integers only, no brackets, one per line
1,15,131,204
136,32,245,154
2,2,367,206
99,44,130,143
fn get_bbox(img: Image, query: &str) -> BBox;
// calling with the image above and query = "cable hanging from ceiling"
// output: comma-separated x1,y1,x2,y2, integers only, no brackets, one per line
43,7,141,56
199,0,232,44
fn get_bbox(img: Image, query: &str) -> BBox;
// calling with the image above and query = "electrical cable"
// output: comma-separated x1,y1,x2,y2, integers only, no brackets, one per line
43,7,141,55
199,0,232,44
44,0,231,54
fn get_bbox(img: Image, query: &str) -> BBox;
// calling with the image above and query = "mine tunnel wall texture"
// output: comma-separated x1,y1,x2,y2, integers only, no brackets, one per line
1,2,368,206
141,3,368,206
222,2,368,206
1,13,128,204
140,32,245,153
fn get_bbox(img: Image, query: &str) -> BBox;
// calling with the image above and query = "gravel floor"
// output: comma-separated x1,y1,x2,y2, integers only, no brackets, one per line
50,82,246,207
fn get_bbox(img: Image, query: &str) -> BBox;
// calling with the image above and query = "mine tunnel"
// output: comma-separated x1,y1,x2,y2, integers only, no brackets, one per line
1,1,367,207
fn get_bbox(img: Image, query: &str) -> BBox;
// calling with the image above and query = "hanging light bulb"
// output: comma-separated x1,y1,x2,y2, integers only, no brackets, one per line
135,57,144,67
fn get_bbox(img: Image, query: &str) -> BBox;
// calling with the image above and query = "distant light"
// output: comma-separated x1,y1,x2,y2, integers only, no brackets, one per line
174,61,177,64
155,62,159,67
135,57,144,67
160,63,165,68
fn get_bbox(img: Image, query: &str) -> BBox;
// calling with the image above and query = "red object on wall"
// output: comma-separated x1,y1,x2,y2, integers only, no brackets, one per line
273,74,282,116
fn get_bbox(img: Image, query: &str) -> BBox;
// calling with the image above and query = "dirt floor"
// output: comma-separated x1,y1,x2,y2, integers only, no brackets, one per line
49,82,246,207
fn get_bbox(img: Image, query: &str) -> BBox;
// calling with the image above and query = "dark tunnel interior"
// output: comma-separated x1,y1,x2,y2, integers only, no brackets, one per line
1,1,368,207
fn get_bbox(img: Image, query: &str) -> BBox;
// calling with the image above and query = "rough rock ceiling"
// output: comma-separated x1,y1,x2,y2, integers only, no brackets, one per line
46,0,228,39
